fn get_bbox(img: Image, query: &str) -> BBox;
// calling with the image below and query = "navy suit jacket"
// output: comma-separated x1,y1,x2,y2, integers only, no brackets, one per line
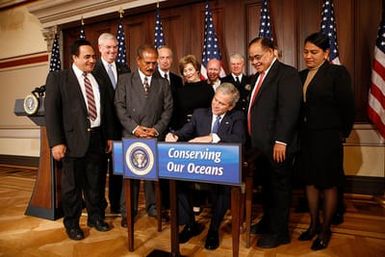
175,108,246,145
44,68,114,157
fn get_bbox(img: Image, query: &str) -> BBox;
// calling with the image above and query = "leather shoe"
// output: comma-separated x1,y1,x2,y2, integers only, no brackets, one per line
66,227,84,240
121,218,128,228
179,222,204,243
87,219,111,232
257,233,290,248
147,206,157,218
311,231,331,251
298,227,319,241
250,219,270,235
205,230,219,250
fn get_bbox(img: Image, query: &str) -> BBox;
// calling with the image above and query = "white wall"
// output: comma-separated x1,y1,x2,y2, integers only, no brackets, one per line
0,6,48,157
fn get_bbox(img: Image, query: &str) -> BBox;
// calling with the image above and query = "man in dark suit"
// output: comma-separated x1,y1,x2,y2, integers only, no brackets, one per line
221,53,251,114
166,83,246,250
247,37,302,248
115,44,173,226
44,39,114,240
93,33,130,215
155,45,183,131
206,58,222,92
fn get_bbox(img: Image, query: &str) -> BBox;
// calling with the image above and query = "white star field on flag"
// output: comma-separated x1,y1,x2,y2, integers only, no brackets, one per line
320,0,341,64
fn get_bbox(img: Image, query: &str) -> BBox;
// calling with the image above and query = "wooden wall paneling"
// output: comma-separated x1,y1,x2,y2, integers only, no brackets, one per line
219,0,247,73
297,0,322,70
210,1,228,73
126,20,147,70
245,1,262,75
271,0,298,67
353,0,382,121
159,10,185,74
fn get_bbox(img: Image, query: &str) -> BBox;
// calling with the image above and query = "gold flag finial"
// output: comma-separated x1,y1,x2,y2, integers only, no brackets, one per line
119,7,124,18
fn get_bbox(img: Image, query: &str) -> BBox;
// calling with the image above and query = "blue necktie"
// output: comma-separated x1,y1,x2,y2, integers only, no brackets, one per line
212,116,221,133
107,64,116,88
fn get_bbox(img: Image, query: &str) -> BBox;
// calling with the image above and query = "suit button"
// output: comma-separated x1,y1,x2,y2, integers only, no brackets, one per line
87,128,91,132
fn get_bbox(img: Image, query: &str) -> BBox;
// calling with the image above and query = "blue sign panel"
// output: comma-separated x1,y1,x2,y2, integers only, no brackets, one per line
158,143,241,186
122,138,158,181
112,141,124,175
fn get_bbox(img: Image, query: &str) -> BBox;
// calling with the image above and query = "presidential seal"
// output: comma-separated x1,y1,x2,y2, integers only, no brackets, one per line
125,142,154,176
23,94,39,115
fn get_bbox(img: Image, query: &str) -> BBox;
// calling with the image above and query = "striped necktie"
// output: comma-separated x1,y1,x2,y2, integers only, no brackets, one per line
83,72,97,121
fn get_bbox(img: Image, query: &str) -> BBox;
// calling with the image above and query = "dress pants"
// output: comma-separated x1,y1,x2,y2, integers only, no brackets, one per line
120,180,156,217
61,129,106,229
257,154,293,236
99,155,123,215
178,181,230,231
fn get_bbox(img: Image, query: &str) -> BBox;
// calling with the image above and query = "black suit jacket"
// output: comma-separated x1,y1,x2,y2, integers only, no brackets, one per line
93,59,130,139
175,108,246,145
221,74,251,113
249,60,302,160
44,68,114,157
299,61,355,137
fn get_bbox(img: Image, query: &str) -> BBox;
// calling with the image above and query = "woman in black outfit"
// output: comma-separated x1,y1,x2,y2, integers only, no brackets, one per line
173,54,214,130
297,32,355,250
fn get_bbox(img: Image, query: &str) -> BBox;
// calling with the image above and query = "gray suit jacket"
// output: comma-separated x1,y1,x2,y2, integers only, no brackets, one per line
114,70,173,139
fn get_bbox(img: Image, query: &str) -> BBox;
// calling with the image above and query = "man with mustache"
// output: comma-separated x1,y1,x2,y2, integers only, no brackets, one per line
115,44,173,226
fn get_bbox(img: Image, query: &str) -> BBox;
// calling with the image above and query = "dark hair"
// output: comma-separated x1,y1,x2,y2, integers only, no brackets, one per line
248,37,276,50
304,32,330,51
137,44,158,58
70,39,92,56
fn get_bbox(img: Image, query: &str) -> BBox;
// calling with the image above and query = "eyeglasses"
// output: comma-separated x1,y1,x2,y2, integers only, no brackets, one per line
248,51,268,62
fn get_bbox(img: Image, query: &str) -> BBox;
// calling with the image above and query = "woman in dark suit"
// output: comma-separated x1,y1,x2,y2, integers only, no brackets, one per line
297,32,355,250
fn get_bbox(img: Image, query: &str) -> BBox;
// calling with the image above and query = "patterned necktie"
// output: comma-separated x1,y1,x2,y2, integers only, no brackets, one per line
107,63,116,88
211,115,221,133
143,76,150,96
83,72,97,121
247,72,265,135
235,76,240,85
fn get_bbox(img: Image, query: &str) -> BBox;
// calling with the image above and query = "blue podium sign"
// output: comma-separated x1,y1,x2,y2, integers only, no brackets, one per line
121,138,158,180
112,141,124,175
158,143,241,186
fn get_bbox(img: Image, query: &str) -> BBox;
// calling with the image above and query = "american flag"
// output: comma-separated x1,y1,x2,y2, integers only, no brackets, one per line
368,15,385,140
258,0,274,42
154,4,165,49
49,33,61,72
116,19,127,65
80,18,86,39
201,0,225,79
320,0,340,64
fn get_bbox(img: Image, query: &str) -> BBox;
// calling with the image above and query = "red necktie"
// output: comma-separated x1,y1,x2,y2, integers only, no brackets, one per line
83,73,97,121
247,72,265,135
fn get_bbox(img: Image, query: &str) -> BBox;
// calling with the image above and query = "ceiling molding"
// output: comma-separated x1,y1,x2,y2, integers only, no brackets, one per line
28,0,165,28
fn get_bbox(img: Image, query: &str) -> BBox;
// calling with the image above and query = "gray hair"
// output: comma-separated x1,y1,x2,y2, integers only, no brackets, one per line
98,33,117,45
216,82,240,107
229,53,245,63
